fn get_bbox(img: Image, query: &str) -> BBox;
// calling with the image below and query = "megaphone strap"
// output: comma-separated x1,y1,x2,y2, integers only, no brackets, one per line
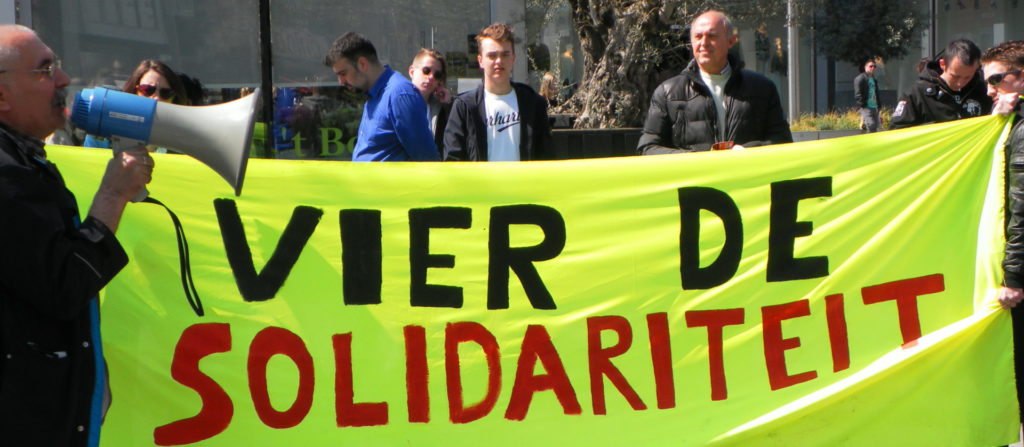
142,196,205,317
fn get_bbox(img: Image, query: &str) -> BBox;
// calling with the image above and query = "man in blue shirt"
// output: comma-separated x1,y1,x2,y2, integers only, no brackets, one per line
324,33,438,161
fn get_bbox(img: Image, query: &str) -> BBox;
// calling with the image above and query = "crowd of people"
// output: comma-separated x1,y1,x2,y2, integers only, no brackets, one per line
5,8,1024,446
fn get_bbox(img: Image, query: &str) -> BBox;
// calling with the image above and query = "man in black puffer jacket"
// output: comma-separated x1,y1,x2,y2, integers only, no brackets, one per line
638,10,792,155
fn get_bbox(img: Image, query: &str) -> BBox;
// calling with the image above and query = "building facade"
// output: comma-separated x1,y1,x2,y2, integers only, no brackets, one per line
3,0,1019,156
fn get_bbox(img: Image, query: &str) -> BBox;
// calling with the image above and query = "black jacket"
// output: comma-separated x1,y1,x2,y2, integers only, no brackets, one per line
853,72,882,109
637,55,792,154
443,82,550,161
1006,112,1024,288
889,63,992,130
0,124,127,446
428,97,452,158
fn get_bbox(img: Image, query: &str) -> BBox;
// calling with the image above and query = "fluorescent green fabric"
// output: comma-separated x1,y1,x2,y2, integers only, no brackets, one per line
47,115,1018,446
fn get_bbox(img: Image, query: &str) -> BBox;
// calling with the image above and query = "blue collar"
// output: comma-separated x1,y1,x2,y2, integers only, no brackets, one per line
368,65,394,99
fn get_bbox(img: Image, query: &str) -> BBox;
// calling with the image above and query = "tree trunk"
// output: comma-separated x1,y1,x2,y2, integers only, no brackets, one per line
562,0,671,129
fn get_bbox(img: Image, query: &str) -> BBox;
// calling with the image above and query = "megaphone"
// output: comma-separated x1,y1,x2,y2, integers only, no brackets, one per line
71,87,260,198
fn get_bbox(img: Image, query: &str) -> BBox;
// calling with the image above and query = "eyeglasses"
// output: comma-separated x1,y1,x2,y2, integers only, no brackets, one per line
986,70,1022,86
0,59,61,79
137,83,175,100
419,66,444,80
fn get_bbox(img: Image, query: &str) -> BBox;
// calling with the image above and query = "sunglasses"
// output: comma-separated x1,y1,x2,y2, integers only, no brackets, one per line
420,66,444,80
986,70,1022,86
137,83,175,99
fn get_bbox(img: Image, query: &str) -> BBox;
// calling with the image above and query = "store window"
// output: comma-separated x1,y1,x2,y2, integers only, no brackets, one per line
268,0,489,159
29,0,510,158
34,0,260,103
524,0,581,111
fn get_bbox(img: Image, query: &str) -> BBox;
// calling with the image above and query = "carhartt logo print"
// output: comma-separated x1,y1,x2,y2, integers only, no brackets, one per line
488,111,520,133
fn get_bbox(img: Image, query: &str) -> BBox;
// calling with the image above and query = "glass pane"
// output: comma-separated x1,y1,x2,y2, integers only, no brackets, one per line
34,0,260,105
268,0,489,159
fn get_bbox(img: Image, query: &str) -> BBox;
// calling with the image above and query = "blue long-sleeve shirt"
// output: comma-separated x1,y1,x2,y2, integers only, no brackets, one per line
352,66,438,161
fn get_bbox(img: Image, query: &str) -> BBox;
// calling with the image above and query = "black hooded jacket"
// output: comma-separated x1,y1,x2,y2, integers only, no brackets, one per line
889,61,992,130
637,55,792,154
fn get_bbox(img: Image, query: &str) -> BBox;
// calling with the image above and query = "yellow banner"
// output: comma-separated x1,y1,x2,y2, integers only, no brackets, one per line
50,115,1018,446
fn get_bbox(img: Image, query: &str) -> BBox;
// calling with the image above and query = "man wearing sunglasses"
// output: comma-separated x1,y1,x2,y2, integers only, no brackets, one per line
324,32,438,162
890,39,992,130
985,40,1024,441
409,48,452,157
443,22,550,161
0,25,153,446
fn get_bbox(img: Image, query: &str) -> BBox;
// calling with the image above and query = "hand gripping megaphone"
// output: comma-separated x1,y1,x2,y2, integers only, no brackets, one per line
71,87,260,198
69,87,261,317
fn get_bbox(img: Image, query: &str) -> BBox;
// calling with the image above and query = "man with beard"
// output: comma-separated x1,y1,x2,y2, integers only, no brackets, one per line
324,32,438,161
890,39,992,129
0,25,153,446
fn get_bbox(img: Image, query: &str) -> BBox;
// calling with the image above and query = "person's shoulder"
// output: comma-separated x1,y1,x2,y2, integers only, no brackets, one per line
512,82,543,99
910,77,940,97
739,69,772,83
737,69,778,93
653,73,692,95
453,86,483,106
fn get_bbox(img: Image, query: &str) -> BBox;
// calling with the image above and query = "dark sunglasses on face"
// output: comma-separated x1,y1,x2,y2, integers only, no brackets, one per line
987,70,1022,86
420,66,444,80
137,83,175,99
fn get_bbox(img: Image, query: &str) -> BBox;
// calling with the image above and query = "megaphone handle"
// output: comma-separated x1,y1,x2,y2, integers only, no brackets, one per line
111,136,150,203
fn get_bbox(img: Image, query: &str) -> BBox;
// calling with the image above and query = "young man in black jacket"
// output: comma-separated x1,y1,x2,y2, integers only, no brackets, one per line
443,22,550,161
986,40,1024,441
637,10,792,155
890,39,992,130
0,25,152,446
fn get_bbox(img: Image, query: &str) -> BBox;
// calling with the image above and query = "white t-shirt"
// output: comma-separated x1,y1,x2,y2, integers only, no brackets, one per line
699,64,732,141
484,89,521,161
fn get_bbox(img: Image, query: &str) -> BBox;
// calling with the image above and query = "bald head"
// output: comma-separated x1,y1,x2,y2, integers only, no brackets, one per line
692,11,733,37
0,25,35,71
690,10,737,74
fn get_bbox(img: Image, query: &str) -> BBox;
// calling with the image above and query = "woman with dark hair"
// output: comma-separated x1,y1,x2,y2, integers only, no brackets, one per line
122,59,190,105
84,59,190,149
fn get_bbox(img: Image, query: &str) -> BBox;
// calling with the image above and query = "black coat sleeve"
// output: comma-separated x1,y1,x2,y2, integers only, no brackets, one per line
888,93,921,130
1006,122,1024,288
637,83,692,155
442,97,471,161
433,102,452,159
743,80,793,147
853,74,867,108
0,164,127,320
534,94,552,160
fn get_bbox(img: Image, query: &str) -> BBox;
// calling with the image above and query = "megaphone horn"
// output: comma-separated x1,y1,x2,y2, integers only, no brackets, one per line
71,87,261,196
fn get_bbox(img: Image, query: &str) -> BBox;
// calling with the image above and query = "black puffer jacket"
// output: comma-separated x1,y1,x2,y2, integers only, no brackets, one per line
637,55,792,154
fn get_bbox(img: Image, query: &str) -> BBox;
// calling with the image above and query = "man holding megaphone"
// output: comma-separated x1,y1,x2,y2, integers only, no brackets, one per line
0,25,152,447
